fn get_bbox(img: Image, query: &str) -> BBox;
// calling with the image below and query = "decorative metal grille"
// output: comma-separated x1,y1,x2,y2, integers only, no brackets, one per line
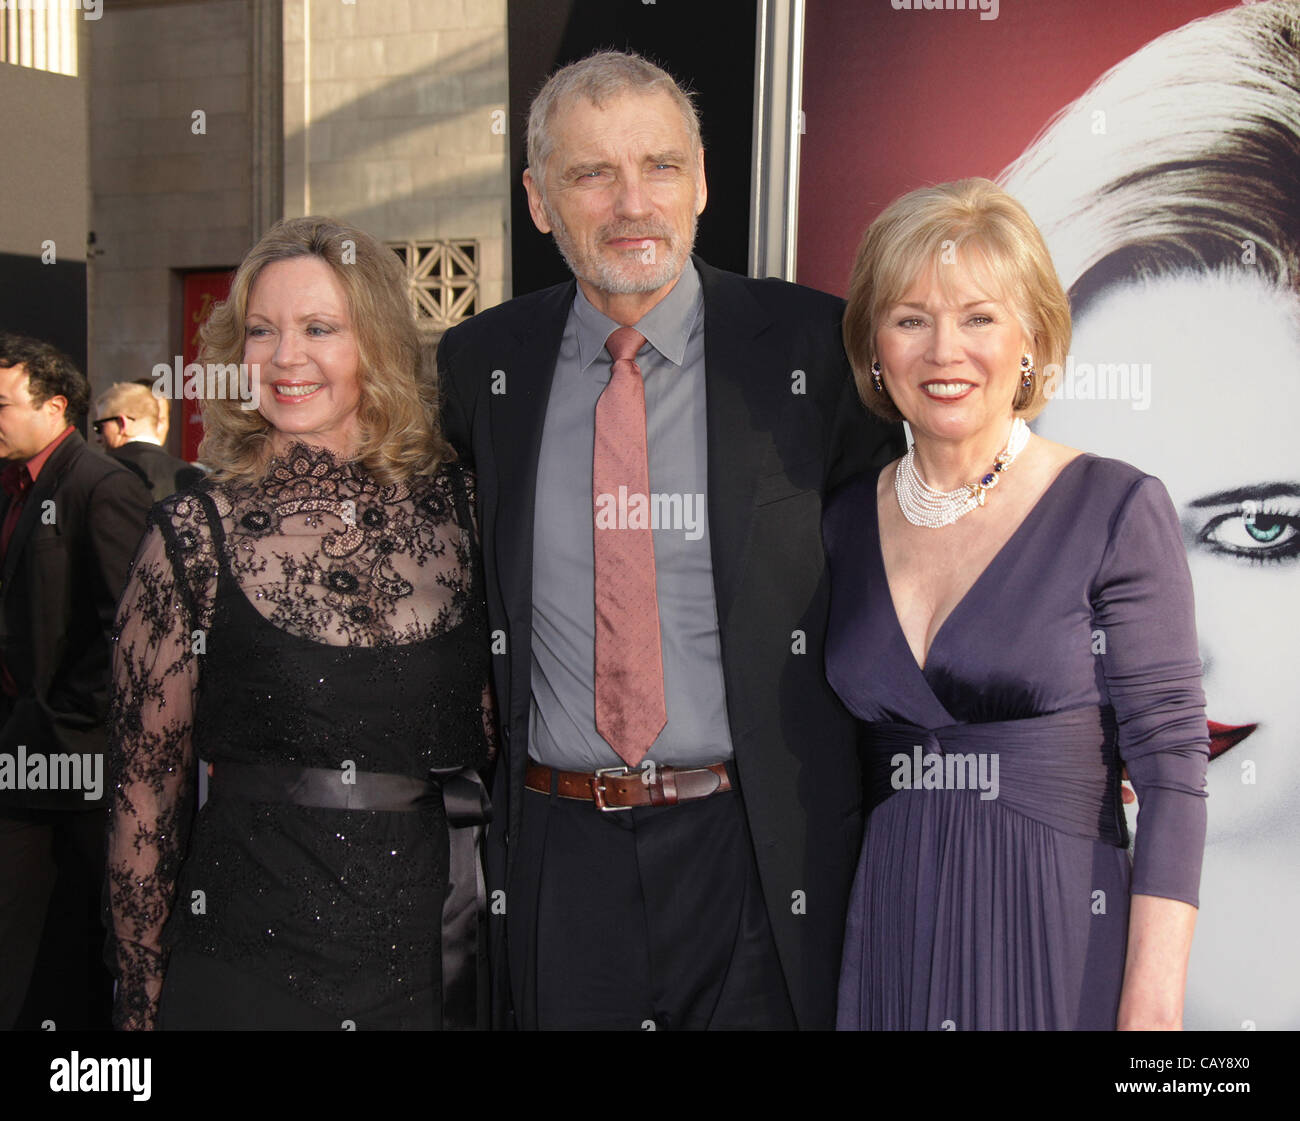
387,239,479,335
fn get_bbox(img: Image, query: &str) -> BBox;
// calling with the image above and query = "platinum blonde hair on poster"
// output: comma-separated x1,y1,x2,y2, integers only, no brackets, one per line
1000,0,1300,309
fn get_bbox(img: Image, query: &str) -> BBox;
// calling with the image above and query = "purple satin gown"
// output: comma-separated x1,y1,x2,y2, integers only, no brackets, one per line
824,454,1208,1030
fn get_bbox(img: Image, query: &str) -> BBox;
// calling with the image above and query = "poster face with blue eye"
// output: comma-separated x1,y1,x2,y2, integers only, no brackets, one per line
798,0,1300,1030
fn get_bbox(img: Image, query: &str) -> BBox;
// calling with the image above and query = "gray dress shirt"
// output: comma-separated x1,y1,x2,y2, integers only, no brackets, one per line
528,262,735,771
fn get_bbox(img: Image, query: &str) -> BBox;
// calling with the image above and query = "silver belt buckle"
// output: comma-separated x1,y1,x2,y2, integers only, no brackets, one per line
591,765,633,812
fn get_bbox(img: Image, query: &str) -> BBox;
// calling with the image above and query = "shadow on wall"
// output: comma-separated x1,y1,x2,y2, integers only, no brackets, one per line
281,34,512,243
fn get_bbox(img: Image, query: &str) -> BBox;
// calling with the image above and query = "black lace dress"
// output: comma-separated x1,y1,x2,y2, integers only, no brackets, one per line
106,443,493,1030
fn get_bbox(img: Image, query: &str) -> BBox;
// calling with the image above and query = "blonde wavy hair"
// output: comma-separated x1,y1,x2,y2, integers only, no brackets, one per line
843,178,1071,424
197,216,452,484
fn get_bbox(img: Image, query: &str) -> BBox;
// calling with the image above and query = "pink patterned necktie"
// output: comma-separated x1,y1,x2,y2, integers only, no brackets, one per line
593,326,667,767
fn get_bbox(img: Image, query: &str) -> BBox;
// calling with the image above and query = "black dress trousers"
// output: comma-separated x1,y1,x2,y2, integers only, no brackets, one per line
508,764,797,1031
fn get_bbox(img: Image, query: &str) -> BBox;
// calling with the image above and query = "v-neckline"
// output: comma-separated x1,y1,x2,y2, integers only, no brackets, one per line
872,452,1090,676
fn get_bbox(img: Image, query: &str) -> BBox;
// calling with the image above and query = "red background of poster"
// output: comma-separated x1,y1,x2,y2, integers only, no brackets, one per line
796,0,1236,296
180,270,234,463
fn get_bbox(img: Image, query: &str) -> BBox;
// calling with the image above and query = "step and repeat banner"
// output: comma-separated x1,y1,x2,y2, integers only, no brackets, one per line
798,0,1300,1031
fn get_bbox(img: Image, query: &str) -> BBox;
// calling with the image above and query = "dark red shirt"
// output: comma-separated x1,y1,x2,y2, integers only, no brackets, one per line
0,424,75,557
1,425,76,695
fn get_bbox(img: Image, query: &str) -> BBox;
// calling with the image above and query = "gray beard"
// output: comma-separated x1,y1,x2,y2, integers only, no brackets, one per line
547,207,698,296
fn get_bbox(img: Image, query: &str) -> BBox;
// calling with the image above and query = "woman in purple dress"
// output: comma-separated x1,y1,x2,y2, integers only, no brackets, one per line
827,179,1208,1030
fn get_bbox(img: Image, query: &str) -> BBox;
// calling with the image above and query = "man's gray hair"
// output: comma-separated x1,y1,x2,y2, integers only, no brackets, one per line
526,50,703,185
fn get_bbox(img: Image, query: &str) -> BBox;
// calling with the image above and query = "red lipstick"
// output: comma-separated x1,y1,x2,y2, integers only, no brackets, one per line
1208,720,1257,760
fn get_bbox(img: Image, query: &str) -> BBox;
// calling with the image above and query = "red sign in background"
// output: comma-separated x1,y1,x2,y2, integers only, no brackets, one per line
179,270,235,463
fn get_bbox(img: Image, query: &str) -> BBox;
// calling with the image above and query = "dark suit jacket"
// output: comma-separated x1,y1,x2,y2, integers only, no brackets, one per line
109,440,205,502
438,256,905,1028
0,432,153,811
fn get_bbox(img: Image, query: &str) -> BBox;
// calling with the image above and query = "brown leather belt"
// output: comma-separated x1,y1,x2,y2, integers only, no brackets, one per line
525,761,731,812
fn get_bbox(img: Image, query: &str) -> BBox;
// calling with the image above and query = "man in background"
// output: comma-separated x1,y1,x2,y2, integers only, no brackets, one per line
94,381,204,502
0,334,151,1029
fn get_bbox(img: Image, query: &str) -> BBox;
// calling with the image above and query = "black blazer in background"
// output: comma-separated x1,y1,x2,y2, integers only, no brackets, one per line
438,255,905,1029
0,432,153,811
109,440,205,502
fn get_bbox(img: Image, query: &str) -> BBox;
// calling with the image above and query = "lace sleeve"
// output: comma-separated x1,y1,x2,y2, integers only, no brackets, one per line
105,501,213,1030
454,463,499,764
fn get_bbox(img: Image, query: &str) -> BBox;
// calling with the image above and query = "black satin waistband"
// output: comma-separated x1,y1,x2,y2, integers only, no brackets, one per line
208,759,491,1029
213,759,438,811
862,705,1126,846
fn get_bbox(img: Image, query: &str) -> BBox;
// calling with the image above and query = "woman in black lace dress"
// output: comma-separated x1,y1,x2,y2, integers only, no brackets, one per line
106,217,494,1030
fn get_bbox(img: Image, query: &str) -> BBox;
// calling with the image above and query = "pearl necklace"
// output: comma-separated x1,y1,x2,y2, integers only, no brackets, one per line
894,418,1031,528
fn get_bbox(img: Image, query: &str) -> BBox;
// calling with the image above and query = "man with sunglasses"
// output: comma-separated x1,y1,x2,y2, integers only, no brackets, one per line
93,382,204,501
90,414,131,438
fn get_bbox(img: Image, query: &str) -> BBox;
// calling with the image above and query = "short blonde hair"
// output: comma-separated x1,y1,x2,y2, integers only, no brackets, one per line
843,178,1071,424
197,216,452,484
96,381,163,433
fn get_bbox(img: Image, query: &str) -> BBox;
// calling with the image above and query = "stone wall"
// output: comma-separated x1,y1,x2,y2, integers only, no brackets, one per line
282,0,511,312
88,0,253,397
87,0,512,418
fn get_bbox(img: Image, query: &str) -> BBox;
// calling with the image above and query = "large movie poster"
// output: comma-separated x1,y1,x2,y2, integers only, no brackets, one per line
798,0,1300,1030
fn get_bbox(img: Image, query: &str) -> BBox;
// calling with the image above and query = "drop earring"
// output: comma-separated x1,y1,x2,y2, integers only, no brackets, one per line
871,361,884,393
1020,354,1034,388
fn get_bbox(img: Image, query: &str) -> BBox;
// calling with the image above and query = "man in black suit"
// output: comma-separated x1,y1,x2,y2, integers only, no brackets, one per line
439,51,902,1029
93,381,205,501
0,334,152,1029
